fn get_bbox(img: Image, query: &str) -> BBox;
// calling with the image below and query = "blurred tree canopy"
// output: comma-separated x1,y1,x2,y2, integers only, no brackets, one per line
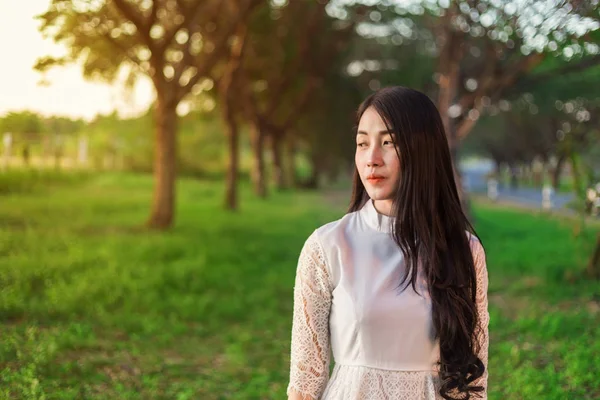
0,111,43,135
35,0,361,227
33,0,600,230
36,0,262,228
334,0,600,146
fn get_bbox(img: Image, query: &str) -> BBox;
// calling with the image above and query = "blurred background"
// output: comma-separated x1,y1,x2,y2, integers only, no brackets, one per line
0,0,599,399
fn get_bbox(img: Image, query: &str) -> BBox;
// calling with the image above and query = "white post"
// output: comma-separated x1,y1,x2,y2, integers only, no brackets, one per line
2,132,12,170
542,184,553,210
53,134,64,169
77,136,88,167
595,184,600,217
587,185,600,217
487,178,498,202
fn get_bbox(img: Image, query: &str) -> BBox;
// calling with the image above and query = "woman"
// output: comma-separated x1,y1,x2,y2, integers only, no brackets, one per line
286,86,489,400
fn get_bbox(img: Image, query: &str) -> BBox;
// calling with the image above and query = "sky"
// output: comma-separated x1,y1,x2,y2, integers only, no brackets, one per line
0,0,154,121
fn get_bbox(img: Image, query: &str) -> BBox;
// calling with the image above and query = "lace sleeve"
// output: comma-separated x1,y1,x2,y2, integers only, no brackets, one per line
287,231,333,400
470,236,489,399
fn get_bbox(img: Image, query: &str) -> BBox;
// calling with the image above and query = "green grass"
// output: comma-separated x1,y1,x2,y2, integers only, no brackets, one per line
0,169,91,195
0,172,598,399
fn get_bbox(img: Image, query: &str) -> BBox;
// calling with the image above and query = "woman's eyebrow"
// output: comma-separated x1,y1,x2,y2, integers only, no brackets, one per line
357,129,395,135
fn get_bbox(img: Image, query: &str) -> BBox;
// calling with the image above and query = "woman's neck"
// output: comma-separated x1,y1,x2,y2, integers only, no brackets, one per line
372,199,394,216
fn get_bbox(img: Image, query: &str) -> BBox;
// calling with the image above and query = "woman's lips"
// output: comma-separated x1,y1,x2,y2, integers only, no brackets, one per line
367,175,386,184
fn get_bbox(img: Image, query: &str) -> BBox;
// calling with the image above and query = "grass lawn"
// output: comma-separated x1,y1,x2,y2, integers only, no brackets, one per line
0,172,598,399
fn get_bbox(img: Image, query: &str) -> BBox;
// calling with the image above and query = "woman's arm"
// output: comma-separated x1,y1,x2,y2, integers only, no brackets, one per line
470,237,490,398
287,231,333,400
288,391,317,400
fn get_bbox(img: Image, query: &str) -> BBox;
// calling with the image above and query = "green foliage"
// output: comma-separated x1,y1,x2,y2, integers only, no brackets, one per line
178,112,229,178
35,0,134,83
0,111,43,135
0,169,91,195
0,174,598,399
0,111,87,168
0,107,264,179
524,61,600,112
83,111,154,172
0,111,84,138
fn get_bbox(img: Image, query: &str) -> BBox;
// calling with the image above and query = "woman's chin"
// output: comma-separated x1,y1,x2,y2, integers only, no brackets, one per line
366,189,394,201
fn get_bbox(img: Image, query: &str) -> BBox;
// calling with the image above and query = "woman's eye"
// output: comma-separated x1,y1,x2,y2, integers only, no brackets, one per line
357,142,367,148
383,140,393,146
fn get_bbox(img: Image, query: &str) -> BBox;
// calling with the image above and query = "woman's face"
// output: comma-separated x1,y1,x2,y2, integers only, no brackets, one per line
355,106,401,210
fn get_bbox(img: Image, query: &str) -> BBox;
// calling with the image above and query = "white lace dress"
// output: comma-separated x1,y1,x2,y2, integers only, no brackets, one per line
287,199,489,400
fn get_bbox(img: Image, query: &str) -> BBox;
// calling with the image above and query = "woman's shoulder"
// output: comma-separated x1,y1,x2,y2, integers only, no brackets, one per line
465,231,487,273
465,231,484,251
312,210,359,243
300,211,359,259
300,213,357,286
466,230,481,243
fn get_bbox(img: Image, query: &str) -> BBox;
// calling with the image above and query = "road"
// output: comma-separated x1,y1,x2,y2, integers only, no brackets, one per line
461,165,575,211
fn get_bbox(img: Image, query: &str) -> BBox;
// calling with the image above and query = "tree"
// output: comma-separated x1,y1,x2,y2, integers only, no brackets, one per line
218,20,250,210
295,71,362,189
335,0,600,211
36,0,262,229
235,1,360,195
0,111,44,166
466,92,600,278
0,112,84,168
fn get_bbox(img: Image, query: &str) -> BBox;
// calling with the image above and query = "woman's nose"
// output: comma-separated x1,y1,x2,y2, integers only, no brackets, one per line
366,146,383,167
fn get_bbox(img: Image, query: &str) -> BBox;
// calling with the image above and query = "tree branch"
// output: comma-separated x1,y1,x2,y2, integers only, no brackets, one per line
176,0,261,103
100,32,147,74
280,77,319,132
516,53,600,91
220,21,250,108
264,2,327,117
112,0,152,45
172,1,230,86
456,52,545,140
149,0,158,28
457,41,497,112
92,9,149,77
159,0,215,55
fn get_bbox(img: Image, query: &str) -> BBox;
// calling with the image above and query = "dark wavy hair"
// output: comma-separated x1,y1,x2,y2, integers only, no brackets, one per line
349,86,485,399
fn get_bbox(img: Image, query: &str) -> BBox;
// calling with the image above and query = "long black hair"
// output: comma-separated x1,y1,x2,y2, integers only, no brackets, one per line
349,86,485,399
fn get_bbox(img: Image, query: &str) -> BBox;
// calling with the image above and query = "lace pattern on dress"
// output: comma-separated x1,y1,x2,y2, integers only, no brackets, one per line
322,365,441,400
287,231,333,400
469,236,489,398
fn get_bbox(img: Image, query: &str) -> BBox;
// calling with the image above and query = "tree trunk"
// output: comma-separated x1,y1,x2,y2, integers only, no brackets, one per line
271,131,287,190
286,133,299,188
436,7,462,142
250,121,267,198
219,21,248,210
493,159,502,176
551,153,566,190
54,147,62,170
436,15,472,220
588,232,600,279
305,153,321,190
147,98,178,230
569,149,585,202
509,164,519,191
223,109,239,210
448,140,473,221
567,143,587,236
22,145,30,167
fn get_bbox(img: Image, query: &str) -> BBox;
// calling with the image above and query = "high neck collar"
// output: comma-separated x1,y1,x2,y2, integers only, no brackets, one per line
360,198,394,233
